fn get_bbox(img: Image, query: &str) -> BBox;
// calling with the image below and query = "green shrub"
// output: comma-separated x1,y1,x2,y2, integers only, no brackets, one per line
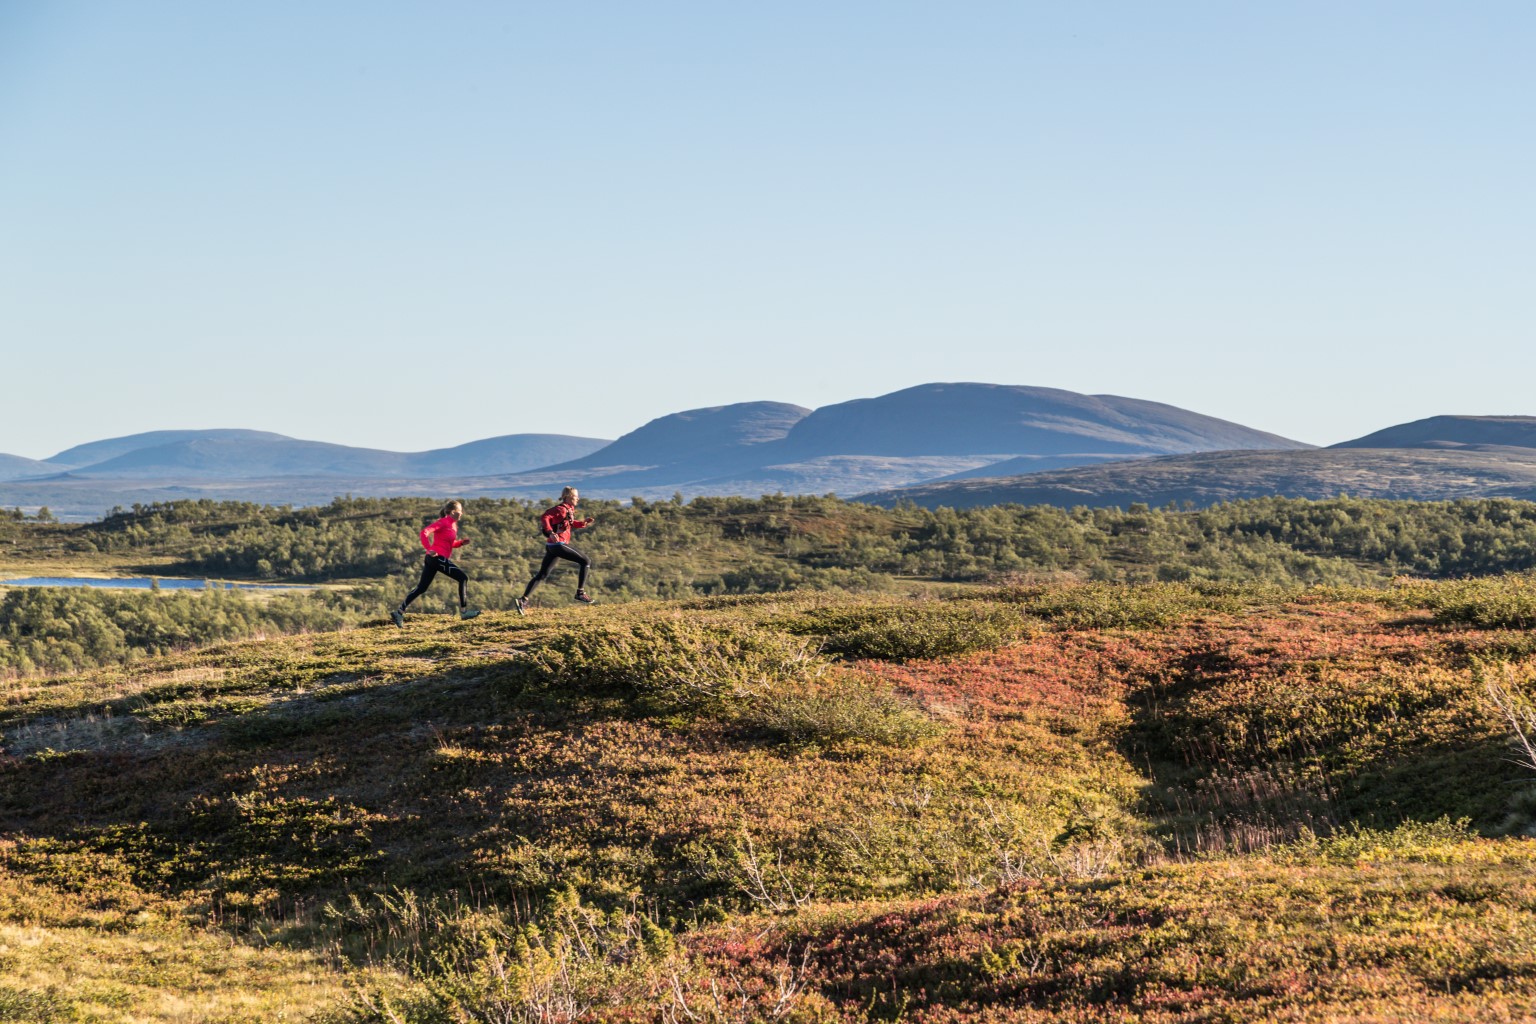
780,602,1030,662
523,618,826,716
0,987,69,1023
1281,817,1478,863
745,678,940,748
341,885,673,1024
1426,574,1536,629
520,618,939,747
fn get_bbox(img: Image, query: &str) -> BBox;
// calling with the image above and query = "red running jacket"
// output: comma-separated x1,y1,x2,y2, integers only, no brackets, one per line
420,515,464,559
540,502,592,545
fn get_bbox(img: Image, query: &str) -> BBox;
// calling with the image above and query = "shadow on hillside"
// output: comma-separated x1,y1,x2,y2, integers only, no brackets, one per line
1117,645,1520,855
0,657,735,920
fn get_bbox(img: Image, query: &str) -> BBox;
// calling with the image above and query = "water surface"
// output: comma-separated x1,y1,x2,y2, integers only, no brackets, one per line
0,576,310,591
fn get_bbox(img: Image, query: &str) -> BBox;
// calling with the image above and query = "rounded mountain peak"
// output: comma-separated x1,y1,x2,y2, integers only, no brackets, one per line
551,401,811,471
776,383,1305,458
1331,415,1536,450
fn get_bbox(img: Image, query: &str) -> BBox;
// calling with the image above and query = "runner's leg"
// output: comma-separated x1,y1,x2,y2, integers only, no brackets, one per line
400,556,441,610
523,546,562,599
554,543,592,592
441,559,469,607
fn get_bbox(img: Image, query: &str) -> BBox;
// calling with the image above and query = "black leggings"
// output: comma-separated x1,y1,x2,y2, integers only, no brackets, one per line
401,554,468,609
523,543,590,598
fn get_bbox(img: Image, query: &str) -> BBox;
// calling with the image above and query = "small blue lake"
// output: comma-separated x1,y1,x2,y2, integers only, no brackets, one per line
0,577,312,591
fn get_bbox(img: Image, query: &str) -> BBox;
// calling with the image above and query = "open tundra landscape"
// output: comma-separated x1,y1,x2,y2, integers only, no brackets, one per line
5,496,1536,1021
10,2,1536,1020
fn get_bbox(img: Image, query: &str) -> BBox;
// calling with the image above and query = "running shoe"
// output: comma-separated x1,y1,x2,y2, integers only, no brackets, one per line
390,608,404,628
460,608,481,620
574,591,595,604
514,597,527,616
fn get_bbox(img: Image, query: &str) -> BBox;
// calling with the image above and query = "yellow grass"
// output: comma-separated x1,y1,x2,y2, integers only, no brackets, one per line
0,865,389,1023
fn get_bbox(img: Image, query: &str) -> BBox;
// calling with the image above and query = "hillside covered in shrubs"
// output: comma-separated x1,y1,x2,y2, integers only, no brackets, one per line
4,576,1536,1020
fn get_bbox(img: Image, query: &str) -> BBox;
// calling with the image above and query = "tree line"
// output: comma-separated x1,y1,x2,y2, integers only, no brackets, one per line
29,492,1536,588
7,493,1536,678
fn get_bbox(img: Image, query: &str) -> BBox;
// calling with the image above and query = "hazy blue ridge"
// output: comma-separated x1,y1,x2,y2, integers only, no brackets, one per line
48,429,295,468
765,382,1313,460
540,401,812,475
44,433,611,481
919,452,1150,482
16,389,1536,518
0,453,68,482
855,448,1536,510
476,384,1314,499
403,434,611,475
1331,415,1536,450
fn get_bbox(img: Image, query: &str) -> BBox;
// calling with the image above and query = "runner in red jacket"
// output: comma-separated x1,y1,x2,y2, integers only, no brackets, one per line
392,500,480,625
515,486,594,612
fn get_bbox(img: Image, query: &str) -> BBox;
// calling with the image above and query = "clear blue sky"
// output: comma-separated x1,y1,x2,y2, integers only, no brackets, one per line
3,2,1532,459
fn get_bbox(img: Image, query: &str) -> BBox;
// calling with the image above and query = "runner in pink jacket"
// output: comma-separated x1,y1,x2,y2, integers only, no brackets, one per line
391,500,479,625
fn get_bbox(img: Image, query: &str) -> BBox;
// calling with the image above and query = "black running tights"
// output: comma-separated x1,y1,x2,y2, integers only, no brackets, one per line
523,543,590,597
401,554,468,609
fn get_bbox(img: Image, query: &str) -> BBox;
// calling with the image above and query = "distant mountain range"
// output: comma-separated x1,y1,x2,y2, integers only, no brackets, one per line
859,448,1536,509
45,432,611,481
469,384,1309,500
4,389,1535,519
0,432,608,483
861,414,1536,509
47,429,297,469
